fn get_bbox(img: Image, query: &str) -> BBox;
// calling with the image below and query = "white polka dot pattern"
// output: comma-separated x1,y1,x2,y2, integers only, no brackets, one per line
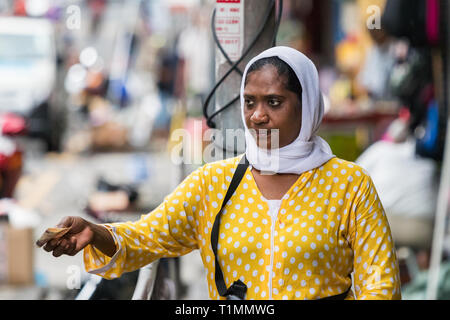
83,156,401,300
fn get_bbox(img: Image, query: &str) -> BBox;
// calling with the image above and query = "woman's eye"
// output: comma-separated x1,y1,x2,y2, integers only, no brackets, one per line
268,99,281,107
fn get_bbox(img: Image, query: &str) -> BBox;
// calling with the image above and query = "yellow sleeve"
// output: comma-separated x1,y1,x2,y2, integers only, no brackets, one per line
83,168,203,279
349,174,402,300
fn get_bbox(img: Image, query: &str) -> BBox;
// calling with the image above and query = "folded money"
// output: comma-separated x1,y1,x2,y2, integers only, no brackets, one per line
36,227,70,247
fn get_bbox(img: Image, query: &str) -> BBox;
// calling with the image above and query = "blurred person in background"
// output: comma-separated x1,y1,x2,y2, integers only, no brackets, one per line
154,46,180,133
357,28,396,100
176,6,213,115
356,109,439,270
356,0,445,274
87,0,106,35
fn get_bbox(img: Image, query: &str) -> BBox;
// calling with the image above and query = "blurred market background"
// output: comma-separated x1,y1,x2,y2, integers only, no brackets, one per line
0,0,449,300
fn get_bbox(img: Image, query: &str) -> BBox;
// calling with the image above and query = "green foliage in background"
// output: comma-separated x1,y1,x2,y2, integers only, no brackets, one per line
321,133,364,162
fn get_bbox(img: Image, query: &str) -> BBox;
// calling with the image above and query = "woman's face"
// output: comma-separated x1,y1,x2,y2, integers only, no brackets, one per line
244,64,302,149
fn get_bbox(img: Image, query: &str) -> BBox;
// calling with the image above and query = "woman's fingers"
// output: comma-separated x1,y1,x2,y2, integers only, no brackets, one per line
43,238,60,252
36,217,76,248
64,238,79,256
66,237,79,256
39,217,92,257
52,238,70,257
44,237,78,257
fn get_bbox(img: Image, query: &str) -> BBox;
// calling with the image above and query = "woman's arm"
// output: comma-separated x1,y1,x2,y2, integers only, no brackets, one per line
83,167,205,279
349,174,402,300
89,221,117,257
38,166,207,280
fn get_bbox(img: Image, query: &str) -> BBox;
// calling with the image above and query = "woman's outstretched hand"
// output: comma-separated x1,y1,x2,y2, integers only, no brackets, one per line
36,216,116,258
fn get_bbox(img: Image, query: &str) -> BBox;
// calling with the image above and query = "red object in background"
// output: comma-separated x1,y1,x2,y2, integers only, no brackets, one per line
88,0,106,14
1,113,27,136
398,107,411,121
0,113,25,199
426,0,440,45
0,154,8,171
0,149,23,198
13,0,26,16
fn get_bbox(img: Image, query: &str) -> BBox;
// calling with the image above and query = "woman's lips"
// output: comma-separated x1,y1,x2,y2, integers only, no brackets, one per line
256,132,271,138
254,130,272,148
249,129,279,149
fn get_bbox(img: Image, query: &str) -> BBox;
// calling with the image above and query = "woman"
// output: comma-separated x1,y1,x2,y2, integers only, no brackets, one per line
38,47,401,300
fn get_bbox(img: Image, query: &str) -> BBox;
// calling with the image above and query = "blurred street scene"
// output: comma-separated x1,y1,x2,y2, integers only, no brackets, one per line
0,0,449,300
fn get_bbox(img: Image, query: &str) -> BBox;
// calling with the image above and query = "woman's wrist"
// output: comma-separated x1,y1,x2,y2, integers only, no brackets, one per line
89,221,117,258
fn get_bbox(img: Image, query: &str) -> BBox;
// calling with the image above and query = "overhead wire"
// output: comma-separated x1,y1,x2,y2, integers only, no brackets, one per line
203,0,283,129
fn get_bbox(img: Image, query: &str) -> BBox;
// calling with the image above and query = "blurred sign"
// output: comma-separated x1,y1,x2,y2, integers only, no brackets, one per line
216,0,244,62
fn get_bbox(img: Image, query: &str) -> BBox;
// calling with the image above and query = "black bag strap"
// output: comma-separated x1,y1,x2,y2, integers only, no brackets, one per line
211,155,249,299
210,155,351,300
320,286,351,300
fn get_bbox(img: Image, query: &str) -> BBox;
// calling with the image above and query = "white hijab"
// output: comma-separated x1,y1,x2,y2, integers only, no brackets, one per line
241,46,335,175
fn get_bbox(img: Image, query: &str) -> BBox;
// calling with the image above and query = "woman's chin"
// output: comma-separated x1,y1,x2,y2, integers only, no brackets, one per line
256,137,273,150
257,143,272,150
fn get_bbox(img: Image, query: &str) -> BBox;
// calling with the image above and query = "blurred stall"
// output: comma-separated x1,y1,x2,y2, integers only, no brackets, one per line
274,0,448,298
357,0,448,298
273,0,400,161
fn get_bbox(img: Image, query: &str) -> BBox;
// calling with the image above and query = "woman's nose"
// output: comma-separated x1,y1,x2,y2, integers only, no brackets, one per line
250,105,269,124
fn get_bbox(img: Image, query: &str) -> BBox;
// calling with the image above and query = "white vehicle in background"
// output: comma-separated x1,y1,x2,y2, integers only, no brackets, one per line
0,17,65,151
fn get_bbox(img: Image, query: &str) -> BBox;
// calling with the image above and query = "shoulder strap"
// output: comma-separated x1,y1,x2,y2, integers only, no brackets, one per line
319,286,351,300
211,155,249,299
210,155,351,300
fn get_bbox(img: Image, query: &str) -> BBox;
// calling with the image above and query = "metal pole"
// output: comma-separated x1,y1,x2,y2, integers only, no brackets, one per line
213,0,276,158
131,261,160,300
426,0,450,300
426,116,450,300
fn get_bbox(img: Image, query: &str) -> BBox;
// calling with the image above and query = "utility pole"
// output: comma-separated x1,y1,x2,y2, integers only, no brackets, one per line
426,0,450,300
212,0,276,159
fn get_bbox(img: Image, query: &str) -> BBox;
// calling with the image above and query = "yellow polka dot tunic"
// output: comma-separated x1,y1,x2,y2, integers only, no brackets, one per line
84,155,402,300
